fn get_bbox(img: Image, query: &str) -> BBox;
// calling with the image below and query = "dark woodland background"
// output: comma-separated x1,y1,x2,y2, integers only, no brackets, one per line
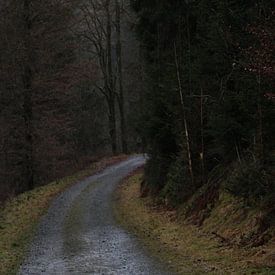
0,0,274,207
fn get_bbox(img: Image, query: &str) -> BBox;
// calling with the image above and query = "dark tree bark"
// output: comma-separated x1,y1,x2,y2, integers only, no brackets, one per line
22,0,34,190
115,0,128,154
106,0,117,155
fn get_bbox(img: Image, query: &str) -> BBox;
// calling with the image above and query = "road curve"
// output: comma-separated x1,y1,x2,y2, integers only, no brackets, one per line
19,155,170,275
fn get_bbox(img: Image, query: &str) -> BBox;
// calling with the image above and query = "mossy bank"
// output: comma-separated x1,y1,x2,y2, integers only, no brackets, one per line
114,170,275,274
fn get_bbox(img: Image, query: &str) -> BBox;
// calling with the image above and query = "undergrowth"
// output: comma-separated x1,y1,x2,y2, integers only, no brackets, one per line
225,159,273,204
114,171,275,274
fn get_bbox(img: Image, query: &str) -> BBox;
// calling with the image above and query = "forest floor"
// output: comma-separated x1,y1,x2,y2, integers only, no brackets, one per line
114,170,275,275
0,155,128,275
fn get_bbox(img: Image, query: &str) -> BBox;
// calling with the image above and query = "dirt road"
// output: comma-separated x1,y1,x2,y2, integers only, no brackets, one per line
19,155,170,275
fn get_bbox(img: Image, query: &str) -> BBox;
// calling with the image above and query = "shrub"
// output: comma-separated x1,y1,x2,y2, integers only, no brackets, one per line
144,154,171,193
225,160,272,202
161,156,194,206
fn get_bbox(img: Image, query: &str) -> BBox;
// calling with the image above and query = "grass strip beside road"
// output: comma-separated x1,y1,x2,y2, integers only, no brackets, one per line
114,170,274,275
0,155,127,275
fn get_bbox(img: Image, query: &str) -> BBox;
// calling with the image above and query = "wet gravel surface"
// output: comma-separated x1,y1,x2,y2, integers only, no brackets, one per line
19,156,171,275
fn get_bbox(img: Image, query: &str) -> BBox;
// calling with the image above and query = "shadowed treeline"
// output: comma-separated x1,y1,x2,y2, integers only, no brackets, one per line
0,0,143,201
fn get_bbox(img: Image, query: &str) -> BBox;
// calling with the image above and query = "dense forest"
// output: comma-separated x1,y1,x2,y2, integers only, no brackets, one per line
131,0,274,207
0,0,274,210
0,0,274,274
0,0,143,201
0,0,274,211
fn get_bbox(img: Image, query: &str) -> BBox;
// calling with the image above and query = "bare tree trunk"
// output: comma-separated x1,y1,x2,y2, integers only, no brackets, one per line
186,8,192,96
174,42,194,185
256,73,264,160
200,87,205,184
115,0,128,154
107,97,117,155
106,0,117,154
22,0,34,190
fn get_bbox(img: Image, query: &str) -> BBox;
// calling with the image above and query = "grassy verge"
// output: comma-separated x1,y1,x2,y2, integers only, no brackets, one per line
114,170,275,274
0,155,127,275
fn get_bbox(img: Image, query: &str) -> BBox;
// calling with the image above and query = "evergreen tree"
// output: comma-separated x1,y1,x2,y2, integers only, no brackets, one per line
131,0,274,204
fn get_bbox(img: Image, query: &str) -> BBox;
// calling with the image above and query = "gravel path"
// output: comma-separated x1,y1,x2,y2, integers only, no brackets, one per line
19,155,171,275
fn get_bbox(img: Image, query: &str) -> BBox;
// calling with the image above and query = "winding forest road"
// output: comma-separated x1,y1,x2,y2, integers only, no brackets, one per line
19,155,170,275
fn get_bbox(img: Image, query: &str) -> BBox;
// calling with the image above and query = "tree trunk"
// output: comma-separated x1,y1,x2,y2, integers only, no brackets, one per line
256,73,264,161
22,0,34,190
106,0,117,154
200,87,205,184
174,42,194,185
108,98,117,155
186,8,192,96
115,0,128,154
